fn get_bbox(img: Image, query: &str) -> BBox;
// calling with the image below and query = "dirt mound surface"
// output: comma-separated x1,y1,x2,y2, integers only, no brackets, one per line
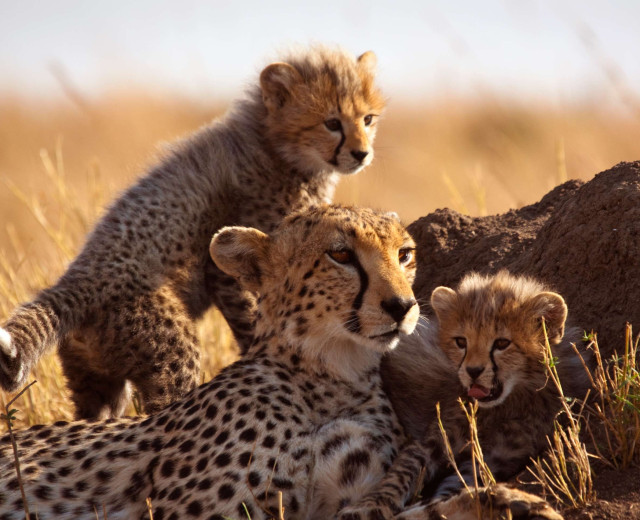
409,161,640,352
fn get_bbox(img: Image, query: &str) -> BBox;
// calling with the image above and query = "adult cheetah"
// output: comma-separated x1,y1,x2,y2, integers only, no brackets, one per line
0,205,419,519
0,46,384,419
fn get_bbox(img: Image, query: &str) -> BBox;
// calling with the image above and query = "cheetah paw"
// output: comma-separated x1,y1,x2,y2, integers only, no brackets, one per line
428,484,562,520
396,485,562,520
480,484,563,520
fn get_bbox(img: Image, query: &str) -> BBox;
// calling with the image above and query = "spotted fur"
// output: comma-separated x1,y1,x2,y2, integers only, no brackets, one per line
0,47,385,419
0,205,419,519
338,271,589,519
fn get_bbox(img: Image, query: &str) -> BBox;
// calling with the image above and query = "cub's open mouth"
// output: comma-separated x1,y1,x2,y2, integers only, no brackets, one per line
467,380,504,403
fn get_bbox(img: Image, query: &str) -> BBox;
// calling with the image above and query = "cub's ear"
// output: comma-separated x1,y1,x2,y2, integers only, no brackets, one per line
528,291,568,344
210,227,271,292
430,286,457,321
357,51,377,75
260,62,303,112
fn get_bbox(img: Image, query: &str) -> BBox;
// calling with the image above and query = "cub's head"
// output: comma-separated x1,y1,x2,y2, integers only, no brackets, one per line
259,47,384,175
431,271,568,408
210,206,418,366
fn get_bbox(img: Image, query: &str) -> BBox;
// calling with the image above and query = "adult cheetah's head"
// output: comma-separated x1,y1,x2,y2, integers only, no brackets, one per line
430,271,568,408
210,205,419,371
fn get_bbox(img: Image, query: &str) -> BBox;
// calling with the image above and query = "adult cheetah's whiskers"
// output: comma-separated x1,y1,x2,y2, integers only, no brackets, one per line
412,316,432,336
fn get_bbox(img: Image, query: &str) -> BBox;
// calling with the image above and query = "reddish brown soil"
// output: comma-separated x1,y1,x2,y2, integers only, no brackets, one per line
561,464,640,519
407,161,640,518
408,160,640,357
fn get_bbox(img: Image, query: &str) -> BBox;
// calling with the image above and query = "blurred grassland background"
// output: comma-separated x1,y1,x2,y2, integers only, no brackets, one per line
2,92,639,428
1,0,640,427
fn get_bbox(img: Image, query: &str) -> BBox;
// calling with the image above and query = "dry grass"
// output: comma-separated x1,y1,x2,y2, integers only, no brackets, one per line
436,400,498,519
586,325,640,469
435,323,640,513
527,324,595,509
0,92,639,430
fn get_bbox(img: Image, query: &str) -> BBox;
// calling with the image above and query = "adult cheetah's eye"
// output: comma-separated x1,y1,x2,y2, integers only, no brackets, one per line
454,337,467,349
398,248,414,265
493,338,511,351
364,114,374,126
324,118,342,132
327,249,354,265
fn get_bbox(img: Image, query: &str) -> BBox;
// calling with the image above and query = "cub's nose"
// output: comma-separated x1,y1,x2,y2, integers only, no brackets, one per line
466,366,485,380
350,150,369,163
381,296,416,323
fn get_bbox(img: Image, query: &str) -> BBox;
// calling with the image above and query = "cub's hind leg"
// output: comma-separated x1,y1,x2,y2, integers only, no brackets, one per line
59,287,200,418
129,327,200,415
124,288,201,414
59,334,131,420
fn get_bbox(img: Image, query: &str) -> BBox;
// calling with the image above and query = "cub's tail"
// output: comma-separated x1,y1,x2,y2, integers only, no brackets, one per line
0,282,86,392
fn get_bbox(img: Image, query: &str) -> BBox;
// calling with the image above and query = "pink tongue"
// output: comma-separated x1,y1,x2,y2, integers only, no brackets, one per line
468,384,491,399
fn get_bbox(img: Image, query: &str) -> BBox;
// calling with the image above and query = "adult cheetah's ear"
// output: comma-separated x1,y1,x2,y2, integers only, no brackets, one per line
357,51,377,75
430,286,457,321
527,291,568,344
260,62,303,112
210,227,271,292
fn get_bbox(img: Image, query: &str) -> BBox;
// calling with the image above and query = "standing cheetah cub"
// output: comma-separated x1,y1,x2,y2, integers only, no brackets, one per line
340,271,589,519
0,205,420,520
0,47,385,418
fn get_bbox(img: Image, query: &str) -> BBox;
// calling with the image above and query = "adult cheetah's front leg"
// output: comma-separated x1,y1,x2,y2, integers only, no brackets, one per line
336,438,430,520
396,484,563,520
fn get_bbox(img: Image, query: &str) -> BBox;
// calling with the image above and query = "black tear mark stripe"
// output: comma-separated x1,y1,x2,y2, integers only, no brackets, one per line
458,348,467,371
346,254,369,334
329,127,346,166
489,349,498,375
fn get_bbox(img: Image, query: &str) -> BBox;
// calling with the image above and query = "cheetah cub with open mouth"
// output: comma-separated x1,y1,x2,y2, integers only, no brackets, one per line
340,271,591,519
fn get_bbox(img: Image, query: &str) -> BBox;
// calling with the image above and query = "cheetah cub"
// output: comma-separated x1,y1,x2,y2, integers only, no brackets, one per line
0,205,420,520
0,47,385,418
340,271,590,519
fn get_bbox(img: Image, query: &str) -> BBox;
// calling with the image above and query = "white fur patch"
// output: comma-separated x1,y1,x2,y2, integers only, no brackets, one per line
0,327,16,358
14,364,25,386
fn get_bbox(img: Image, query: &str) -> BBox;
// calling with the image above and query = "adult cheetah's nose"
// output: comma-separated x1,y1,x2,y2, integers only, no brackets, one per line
351,150,369,163
466,366,485,380
381,296,416,323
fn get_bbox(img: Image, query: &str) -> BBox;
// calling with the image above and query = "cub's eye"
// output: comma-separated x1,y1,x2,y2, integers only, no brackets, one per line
325,119,342,132
327,249,354,265
364,114,374,126
454,337,467,349
493,338,511,351
398,248,414,265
